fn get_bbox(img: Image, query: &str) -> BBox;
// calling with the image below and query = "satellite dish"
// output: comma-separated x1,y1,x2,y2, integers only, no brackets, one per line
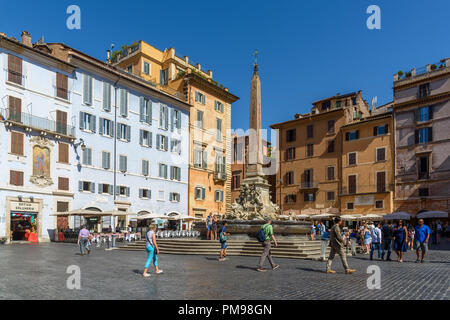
371,96,378,110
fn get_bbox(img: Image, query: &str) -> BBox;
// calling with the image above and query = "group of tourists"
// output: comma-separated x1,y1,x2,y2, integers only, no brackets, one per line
205,213,220,241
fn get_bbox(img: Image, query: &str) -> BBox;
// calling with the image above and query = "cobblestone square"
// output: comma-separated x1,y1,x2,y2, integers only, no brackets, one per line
0,241,448,300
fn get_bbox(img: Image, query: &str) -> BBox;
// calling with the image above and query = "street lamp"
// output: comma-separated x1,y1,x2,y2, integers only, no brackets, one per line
74,138,86,151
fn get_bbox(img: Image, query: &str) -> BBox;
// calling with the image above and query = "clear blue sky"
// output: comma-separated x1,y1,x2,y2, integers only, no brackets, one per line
1,0,449,132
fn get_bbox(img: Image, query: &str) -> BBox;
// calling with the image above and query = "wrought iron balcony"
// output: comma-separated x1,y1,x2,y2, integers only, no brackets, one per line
299,181,320,191
0,108,75,138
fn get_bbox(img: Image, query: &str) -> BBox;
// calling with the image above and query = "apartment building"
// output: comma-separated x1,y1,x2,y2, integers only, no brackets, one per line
270,91,370,213
113,41,239,218
393,58,450,215
340,105,395,216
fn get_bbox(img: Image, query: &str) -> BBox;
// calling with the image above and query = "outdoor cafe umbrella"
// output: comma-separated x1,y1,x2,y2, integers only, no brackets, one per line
358,214,383,221
168,214,203,221
51,209,112,217
310,213,337,220
341,214,362,221
137,213,169,220
383,211,412,220
417,211,448,219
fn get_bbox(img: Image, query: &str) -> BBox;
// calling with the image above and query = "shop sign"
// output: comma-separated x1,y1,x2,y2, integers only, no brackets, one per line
10,201,39,212
355,195,374,206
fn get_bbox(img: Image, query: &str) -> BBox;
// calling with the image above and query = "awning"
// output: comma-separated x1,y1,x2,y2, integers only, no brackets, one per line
168,214,203,221
358,214,383,220
341,214,362,221
310,213,337,220
51,209,111,217
383,212,412,220
417,211,448,219
137,213,170,220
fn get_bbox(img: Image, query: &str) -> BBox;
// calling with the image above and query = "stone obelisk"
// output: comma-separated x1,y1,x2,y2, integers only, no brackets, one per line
247,63,263,177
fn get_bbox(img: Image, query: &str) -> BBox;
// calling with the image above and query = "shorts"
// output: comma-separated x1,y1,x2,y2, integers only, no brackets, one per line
221,241,227,250
207,224,212,231
416,241,428,253
212,224,218,231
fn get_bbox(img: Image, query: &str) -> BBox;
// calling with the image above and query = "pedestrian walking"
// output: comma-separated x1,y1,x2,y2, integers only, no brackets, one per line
363,224,371,254
205,213,213,240
326,217,356,274
407,227,415,250
381,222,394,261
436,221,442,245
143,224,163,278
256,220,279,272
349,229,358,256
212,214,219,241
219,222,230,262
393,220,408,263
415,219,431,263
77,225,91,256
310,223,316,241
320,228,330,261
370,223,382,260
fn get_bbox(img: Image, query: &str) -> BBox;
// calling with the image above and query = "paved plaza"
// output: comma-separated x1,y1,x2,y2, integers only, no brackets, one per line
0,241,449,300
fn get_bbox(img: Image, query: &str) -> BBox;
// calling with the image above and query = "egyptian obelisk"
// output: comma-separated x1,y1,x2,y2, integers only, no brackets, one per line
247,61,263,177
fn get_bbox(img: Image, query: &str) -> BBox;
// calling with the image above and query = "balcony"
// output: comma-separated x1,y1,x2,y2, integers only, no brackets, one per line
340,184,393,196
214,171,227,182
0,108,75,138
299,181,320,191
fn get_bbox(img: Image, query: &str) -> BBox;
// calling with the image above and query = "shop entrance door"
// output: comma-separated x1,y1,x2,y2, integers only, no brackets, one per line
10,212,38,241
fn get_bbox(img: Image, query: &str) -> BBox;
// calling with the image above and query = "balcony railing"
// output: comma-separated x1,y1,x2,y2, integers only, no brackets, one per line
214,171,227,181
340,184,394,195
299,181,320,190
0,108,75,137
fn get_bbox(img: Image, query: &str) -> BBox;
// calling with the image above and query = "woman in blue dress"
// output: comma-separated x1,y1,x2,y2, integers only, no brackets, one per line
393,220,408,263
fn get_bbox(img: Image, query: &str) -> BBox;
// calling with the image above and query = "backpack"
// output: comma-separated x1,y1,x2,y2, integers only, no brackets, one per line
256,228,266,242
219,231,227,243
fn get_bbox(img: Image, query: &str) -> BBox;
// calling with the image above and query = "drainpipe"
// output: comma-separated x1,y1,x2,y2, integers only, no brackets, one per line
113,76,121,204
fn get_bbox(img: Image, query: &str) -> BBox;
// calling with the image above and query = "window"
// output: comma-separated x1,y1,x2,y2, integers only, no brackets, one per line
376,148,386,162
8,54,23,85
142,160,149,176
170,139,181,154
335,101,342,109
285,194,297,204
415,127,432,144
102,151,111,170
195,91,206,104
418,188,429,197
194,147,207,169
353,110,362,120
351,97,357,105
376,171,386,193
172,109,181,132
140,97,152,125
56,110,68,135
127,65,133,74
215,101,224,113
326,166,335,181
373,124,388,136
10,170,24,186
215,154,226,176
195,186,206,200
143,61,150,75
286,147,296,160
103,82,112,112
216,118,223,142
158,190,165,201
79,181,95,193
348,175,357,194
327,139,335,153
119,89,128,117
58,177,69,191
303,169,314,187
159,163,168,179
160,68,169,85
140,130,152,147
327,120,335,134
418,156,430,180
196,110,204,129
375,200,384,209
117,186,130,197
285,171,295,185
232,174,241,190
156,134,168,151
170,192,180,202
83,74,93,105
306,144,314,157
347,202,354,210
345,130,359,141
418,83,430,99
215,190,224,202
170,166,181,181
321,101,331,111
348,152,357,166
99,118,113,137
80,112,96,132
8,96,21,122
82,148,93,166
327,191,335,201
306,125,314,139
57,201,69,213
98,183,113,195
159,104,169,129
415,106,433,122
140,188,151,199
56,73,68,100
286,129,296,142
117,123,131,141
304,193,315,202
119,155,128,172
58,142,69,164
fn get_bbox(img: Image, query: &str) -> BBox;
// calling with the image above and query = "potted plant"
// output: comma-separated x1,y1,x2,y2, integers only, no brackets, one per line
431,64,437,70
397,70,404,78
405,71,412,78
0,237,6,245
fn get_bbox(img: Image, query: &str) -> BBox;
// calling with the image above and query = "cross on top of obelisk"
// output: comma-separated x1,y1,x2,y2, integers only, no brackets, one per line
253,50,259,72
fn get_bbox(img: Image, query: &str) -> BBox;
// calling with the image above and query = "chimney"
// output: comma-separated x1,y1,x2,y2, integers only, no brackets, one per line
208,70,213,78
21,31,32,47
196,63,201,71
184,56,189,65
106,50,111,64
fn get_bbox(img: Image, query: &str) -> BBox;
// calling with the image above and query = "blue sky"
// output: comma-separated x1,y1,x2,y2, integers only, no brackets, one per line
1,0,449,132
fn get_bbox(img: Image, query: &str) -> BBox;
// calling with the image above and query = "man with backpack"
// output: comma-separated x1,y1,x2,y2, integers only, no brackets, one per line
256,220,279,272
219,222,230,262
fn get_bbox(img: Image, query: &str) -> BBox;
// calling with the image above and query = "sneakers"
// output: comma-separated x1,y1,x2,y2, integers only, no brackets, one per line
142,273,151,278
345,269,356,274
415,259,420,263
326,269,337,274
272,264,280,271
219,258,226,262
156,270,164,274
256,268,266,272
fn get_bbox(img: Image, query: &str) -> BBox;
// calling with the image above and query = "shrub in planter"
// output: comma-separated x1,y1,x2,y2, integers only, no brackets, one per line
397,70,404,77
431,64,437,70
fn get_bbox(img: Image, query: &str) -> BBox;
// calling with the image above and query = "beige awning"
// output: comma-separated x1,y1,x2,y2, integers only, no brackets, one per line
168,214,202,221
51,209,110,217
137,213,169,220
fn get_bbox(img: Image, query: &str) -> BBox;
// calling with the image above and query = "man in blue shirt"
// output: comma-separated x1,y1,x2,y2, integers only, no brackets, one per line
415,219,431,263
219,222,230,262
370,223,382,260
320,228,330,261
